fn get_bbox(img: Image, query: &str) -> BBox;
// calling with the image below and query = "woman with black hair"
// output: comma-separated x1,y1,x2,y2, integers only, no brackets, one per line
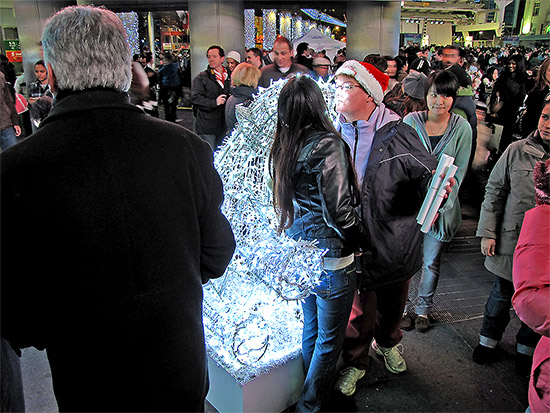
522,58,550,138
489,53,528,151
269,76,366,412
402,70,472,332
478,66,499,104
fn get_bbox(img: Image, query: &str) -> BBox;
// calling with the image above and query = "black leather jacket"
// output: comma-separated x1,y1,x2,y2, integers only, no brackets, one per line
285,132,367,258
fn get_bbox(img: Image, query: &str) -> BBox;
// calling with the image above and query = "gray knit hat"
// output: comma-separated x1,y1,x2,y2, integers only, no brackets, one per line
402,71,428,100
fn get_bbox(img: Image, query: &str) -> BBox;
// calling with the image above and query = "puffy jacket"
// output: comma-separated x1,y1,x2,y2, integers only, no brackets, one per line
191,66,231,137
512,205,550,413
476,132,549,280
340,117,438,289
286,132,367,258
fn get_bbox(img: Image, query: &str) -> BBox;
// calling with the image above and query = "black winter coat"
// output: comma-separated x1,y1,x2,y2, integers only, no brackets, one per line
191,66,231,137
286,132,367,258
358,120,437,289
1,89,235,412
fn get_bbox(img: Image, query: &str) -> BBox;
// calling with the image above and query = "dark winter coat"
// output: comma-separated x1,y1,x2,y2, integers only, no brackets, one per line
285,132,367,258
191,66,231,137
522,85,549,138
224,85,256,134
340,117,437,289
258,62,309,88
0,89,235,412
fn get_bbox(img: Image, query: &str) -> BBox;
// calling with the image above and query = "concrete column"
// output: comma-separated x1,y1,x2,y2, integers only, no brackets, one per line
12,1,75,82
346,0,401,61
188,0,244,81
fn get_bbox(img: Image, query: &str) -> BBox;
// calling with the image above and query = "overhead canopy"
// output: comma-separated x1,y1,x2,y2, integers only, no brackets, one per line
293,27,345,61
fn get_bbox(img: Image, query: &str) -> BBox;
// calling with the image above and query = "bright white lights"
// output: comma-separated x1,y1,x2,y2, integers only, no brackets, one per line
203,77,338,384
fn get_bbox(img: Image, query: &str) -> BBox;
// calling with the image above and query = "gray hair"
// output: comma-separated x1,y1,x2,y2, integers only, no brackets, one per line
42,6,132,92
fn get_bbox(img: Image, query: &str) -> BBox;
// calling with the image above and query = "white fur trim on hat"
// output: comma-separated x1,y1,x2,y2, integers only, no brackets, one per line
335,60,384,105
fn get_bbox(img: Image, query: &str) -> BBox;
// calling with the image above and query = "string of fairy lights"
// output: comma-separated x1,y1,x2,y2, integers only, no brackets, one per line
117,12,140,56
118,9,339,53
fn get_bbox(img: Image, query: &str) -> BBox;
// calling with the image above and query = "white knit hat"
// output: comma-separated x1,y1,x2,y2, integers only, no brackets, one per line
335,60,389,105
226,50,241,63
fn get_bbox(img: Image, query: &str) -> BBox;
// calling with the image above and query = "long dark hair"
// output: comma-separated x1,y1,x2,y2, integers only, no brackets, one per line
533,58,550,91
503,54,528,83
269,76,358,234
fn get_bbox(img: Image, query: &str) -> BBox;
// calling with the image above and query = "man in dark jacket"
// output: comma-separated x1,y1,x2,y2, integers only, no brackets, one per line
1,6,235,412
258,37,309,88
191,45,231,151
332,61,440,396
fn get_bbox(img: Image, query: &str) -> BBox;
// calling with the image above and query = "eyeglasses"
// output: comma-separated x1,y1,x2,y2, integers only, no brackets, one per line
334,84,361,91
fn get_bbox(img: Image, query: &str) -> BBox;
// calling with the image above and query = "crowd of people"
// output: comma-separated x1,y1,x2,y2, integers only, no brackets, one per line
1,5,549,413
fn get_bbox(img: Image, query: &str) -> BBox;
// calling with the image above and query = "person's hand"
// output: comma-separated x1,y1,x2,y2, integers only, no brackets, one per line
481,237,496,256
431,170,456,198
216,94,227,106
14,125,21,137
29,97,38,104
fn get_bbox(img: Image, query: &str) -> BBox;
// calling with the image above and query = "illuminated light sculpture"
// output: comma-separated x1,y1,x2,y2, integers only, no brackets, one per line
203,77,337,410
262,9,277,50
117,12,140,56
244,9,256,49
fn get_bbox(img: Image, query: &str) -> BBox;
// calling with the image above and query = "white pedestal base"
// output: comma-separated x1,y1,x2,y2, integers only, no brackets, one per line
206,356,304,412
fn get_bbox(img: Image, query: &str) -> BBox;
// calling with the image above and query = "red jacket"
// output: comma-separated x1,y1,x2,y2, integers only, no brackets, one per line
512,205,550,413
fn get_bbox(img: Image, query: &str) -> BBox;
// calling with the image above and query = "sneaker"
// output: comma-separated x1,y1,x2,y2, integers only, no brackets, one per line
415,315,431,332
335,366,366,396
515,353,532,377
400,314,414,331
472,344,497,364
372,340,407,374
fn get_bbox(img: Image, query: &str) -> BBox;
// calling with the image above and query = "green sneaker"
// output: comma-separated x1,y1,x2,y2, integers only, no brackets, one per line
372,340,407,374
335,366,366,396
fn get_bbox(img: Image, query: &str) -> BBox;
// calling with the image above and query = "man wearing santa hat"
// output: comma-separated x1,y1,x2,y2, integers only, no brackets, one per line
332,61,440,396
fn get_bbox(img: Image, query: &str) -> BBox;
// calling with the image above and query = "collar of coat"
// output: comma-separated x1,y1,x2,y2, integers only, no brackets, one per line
526,131,550,159
41,89,140,128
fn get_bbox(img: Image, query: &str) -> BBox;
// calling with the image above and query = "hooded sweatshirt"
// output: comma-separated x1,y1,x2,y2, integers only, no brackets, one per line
336,103,400,186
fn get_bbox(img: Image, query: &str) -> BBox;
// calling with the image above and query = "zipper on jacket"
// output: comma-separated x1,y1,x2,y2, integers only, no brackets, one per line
352,121,359,166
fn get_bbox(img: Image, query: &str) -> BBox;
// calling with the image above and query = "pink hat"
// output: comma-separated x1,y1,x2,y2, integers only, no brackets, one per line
335,60,389,105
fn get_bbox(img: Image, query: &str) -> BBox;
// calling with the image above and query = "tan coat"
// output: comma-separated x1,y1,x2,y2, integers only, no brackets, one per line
476,132,549,280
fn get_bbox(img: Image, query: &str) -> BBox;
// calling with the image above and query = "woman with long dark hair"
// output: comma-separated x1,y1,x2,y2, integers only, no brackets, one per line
402,70,472,332
478,66,499,104
489,54,528,151
522,58,550,138
269,76,366,412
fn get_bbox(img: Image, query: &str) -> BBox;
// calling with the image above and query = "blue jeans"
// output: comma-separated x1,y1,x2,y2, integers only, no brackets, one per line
480,275,540,354
1,127,18,151
297,263,356,412
415,233,446,316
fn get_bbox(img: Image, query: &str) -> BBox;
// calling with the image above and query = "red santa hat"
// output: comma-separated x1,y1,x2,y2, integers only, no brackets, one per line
335,60,389,105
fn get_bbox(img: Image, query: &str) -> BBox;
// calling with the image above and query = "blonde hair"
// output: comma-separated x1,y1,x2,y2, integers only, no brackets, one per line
231,63,261,88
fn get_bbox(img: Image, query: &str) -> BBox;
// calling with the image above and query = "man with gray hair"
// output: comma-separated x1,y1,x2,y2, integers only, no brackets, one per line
1,6,235,412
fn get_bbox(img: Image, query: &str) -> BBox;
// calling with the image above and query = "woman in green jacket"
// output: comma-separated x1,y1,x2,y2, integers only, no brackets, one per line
402,70,472,332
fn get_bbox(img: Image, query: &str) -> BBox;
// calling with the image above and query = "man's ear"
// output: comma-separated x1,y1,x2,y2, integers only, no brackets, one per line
47,62,58,94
